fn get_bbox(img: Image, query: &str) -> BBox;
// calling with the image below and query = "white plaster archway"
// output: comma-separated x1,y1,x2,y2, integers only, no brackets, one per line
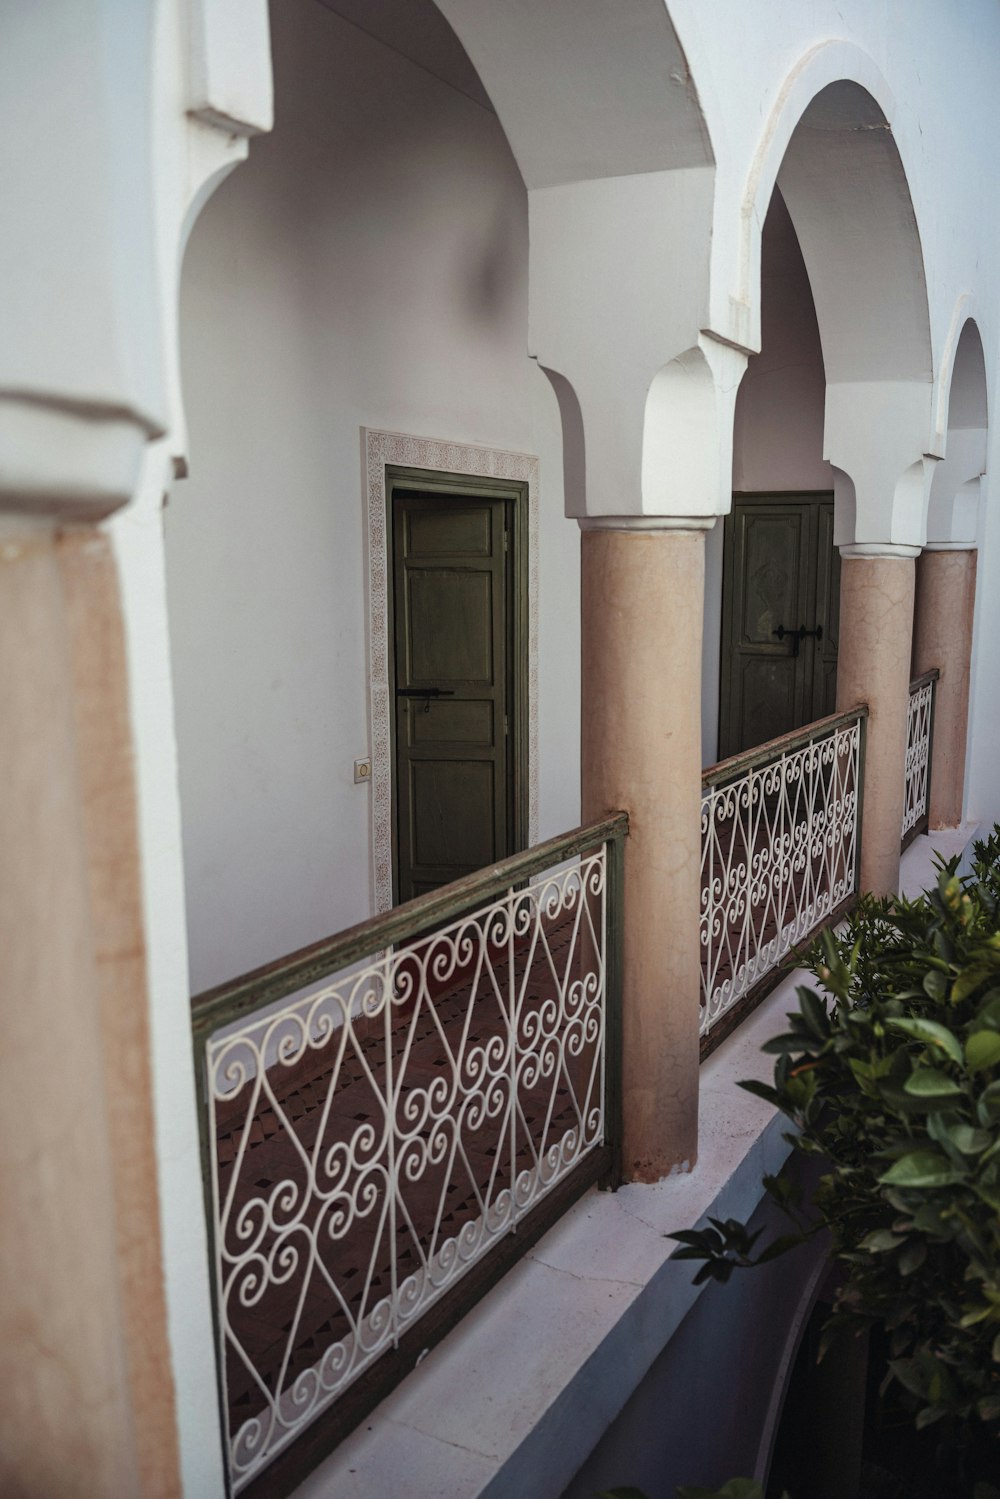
730,54,934,545
928,316,989,546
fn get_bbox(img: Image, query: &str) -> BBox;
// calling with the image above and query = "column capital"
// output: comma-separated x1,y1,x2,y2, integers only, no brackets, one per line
839,542,920,560
0,0,164,520
578,515,717,535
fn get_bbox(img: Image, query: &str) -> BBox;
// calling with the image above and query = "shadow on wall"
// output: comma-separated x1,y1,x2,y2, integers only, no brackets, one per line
459,195,524,327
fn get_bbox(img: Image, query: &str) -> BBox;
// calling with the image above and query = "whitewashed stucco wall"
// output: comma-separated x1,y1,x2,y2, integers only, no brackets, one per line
166,0,578,992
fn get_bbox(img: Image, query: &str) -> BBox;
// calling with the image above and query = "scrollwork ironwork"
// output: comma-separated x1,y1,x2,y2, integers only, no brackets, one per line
902,679,934,839
700,716,863,1037
204,850,608,1490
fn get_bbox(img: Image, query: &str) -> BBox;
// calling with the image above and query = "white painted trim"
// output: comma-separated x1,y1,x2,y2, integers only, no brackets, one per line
838,542,921,559
363,428,539,914
578,515,717,533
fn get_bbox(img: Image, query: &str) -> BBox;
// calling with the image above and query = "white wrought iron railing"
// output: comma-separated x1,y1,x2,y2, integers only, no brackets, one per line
700,707,867,1046
902,669,938,848
191,814,626,1496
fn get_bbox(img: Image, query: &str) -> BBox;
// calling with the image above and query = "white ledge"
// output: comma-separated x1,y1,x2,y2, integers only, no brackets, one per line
293,982,801,1499
899,820,980,899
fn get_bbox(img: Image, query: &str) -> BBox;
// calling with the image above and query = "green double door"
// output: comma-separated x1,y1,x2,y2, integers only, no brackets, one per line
391,484,522,904
718,493,840,760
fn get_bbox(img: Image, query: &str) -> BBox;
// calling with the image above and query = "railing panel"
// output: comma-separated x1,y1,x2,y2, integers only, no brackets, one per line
192,815,626,1495
902,670,937,847
700,709,866,1042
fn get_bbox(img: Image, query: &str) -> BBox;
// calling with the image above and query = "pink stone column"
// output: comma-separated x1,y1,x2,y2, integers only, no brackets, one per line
836,551,917,896
912,548,977,828
581,523,704,1181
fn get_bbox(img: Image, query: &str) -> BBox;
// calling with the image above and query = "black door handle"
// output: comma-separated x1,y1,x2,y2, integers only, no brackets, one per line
773,623,823,655
397,686,456,714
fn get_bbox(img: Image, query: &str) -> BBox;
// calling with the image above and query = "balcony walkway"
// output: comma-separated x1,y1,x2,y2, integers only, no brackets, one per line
213,776,844,1442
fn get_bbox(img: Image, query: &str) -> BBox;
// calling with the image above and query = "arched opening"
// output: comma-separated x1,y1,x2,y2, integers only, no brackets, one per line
928,318,989,546
912,317,989,827
165,4,595,1486
166,0,582,994
707,77,932,764
712,188,835,761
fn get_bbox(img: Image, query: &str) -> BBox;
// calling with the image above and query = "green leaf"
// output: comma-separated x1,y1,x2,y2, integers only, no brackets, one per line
799,988,829,1040
958,1302,994,1328
598,1490,651,1499
951,966,988,1004
946,1123,991,1155
923,968,948,1002
859,1229,904,1253
903,1068,963,1098
878,1150,965,1187
976,988,1000,1024
887,1017,963,1065
761,1033,814,1055
897,1239,927,1275
966,1028,1000,1072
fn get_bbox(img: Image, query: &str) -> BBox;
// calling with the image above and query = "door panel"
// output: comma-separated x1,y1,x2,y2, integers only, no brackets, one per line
736,654,800,753
719,494,840,760
407,570,494,682
392,491,511,903
410,699,494,745
405,505,493,557
409,761,495,873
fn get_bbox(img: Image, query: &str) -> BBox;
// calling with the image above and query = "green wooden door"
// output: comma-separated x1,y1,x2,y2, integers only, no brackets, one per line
391,490,513,902
718,494,840,759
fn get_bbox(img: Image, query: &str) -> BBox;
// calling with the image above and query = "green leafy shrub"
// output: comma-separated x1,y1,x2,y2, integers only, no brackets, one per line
672,829,1000,1457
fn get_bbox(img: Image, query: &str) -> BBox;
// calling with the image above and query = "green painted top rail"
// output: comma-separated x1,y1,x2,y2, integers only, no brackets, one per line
702,703,870,791
191,811,629,1040
910,667,941,693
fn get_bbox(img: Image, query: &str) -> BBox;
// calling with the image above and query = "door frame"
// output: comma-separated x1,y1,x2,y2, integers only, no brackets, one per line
385,466,530,905
363,428,539,916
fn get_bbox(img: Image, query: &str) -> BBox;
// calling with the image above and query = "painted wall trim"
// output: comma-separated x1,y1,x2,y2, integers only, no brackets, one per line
363,428,540,913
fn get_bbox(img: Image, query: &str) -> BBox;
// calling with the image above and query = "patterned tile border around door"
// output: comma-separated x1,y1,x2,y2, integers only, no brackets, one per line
364,428,540,914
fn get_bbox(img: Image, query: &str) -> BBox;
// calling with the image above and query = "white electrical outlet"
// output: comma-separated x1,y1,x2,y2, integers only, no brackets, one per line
354,757,372,784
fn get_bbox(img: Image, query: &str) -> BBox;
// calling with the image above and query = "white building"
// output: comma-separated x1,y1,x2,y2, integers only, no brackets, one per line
2,1,997,1495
